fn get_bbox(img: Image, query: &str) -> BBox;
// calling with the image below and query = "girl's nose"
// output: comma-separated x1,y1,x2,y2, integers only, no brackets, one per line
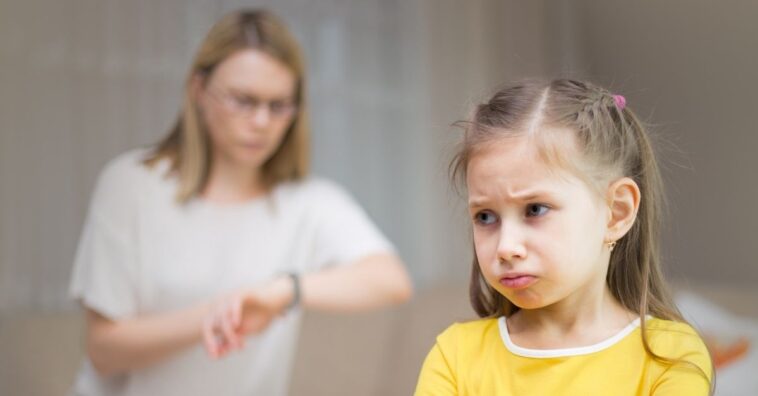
496,223,527,264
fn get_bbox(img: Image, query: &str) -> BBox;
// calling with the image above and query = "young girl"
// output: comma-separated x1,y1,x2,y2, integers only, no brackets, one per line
415,79,712,395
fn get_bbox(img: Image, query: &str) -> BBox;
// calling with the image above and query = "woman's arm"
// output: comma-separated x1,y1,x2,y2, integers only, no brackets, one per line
85,302,210,376
300,252,412,311
86,252,413,371
204,252,413,358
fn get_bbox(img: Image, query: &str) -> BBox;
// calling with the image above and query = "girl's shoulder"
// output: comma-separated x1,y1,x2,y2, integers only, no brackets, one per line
643,317,713,387
424,318,503,373
645,317,703,339
644,317,711,376
435,318,501,349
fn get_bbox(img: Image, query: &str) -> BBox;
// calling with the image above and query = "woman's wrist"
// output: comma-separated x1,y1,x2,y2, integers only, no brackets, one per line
283,272,300,311
264,274,297,314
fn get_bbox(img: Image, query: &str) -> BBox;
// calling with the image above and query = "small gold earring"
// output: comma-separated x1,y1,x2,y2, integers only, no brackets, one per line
607,240,617,252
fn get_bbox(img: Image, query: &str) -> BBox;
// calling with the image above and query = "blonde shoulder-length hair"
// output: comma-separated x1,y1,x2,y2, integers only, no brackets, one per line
144,9,309,202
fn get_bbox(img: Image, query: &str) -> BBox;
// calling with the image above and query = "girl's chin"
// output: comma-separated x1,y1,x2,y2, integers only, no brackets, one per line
502,291,547,310
508,301,545,311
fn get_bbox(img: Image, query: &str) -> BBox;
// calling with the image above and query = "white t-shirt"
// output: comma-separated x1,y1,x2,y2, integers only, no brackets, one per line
69,149,394,396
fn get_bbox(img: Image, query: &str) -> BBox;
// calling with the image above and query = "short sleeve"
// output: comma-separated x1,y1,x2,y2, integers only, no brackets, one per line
414,324,459,396
306,179,395,271
650,322,713,395
69,153,142,320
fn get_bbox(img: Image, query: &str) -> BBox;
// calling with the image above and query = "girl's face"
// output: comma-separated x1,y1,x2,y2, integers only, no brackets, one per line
198,49,297,171
467,133,612,311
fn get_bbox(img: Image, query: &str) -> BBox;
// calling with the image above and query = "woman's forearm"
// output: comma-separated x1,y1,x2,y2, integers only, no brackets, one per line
85,302,209,376
86,253,412,375
301,253,413,312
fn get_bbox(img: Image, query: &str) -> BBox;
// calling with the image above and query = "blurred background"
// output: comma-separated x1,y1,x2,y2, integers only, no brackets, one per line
1,0,757,394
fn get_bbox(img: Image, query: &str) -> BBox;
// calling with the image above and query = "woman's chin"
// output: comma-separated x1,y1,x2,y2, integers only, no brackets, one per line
228,148,271,169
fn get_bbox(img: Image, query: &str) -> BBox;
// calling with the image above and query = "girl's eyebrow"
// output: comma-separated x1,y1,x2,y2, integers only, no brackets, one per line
468,189,556,208
468,197,490,209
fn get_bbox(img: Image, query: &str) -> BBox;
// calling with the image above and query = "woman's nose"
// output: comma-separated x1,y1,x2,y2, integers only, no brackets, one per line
249,106,272,128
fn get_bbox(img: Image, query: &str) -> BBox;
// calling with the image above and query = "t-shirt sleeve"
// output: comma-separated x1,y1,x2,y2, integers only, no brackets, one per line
306,180,395,271
69,154,141,320
650,323,713,395
414,324,459,396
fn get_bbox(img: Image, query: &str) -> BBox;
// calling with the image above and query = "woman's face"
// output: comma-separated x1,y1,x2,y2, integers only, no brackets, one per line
198,49,297,171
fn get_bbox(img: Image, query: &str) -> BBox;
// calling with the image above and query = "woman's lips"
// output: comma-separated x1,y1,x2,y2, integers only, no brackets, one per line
237,144,267,156
499,274,537,289
240,142,265,150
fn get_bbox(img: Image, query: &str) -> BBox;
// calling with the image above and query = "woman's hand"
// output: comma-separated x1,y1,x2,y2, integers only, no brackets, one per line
202,276,294,359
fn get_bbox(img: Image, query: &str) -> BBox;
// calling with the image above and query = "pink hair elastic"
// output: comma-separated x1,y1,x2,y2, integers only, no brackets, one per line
613,94,626,110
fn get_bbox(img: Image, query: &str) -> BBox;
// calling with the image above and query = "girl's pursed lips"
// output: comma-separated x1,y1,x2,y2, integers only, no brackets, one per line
499,273,538,289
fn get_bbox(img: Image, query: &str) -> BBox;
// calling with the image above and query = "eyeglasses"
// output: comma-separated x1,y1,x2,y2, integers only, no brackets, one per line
205,87,297,119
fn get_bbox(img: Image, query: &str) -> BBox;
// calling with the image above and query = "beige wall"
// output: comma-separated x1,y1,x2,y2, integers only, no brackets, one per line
572,0,758,286
0,0,557,312
1,0,755,310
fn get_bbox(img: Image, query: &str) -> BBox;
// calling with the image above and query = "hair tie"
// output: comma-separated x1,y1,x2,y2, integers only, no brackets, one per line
613,94,626,110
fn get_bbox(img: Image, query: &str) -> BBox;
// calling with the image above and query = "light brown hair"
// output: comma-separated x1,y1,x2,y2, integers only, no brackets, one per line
452,79,711,387
145,9,309,202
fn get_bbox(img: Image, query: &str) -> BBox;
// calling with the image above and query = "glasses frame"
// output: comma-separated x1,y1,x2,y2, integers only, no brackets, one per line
204,86,298,120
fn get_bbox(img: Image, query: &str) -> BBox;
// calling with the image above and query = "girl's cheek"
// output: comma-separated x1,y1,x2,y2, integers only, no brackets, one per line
473,231,494,250
472,239,488,260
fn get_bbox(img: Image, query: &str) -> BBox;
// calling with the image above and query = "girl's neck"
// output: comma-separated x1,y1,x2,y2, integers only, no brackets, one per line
202,156,266,204
507,286,636,349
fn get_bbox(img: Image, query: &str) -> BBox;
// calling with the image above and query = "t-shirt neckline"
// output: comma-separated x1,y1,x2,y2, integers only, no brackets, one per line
497,315,645,358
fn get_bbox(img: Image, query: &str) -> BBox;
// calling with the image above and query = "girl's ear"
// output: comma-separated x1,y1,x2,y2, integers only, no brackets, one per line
605,177,641,242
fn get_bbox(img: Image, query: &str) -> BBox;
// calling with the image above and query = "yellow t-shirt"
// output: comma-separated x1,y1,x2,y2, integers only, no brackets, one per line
415,317,712,396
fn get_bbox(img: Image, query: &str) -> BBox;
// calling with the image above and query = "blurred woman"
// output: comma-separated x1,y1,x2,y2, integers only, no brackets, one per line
69,9,412,396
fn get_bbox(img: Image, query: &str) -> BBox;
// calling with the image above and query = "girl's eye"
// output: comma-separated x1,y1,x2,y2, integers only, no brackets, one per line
526,204,549,218
474,210,498,225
